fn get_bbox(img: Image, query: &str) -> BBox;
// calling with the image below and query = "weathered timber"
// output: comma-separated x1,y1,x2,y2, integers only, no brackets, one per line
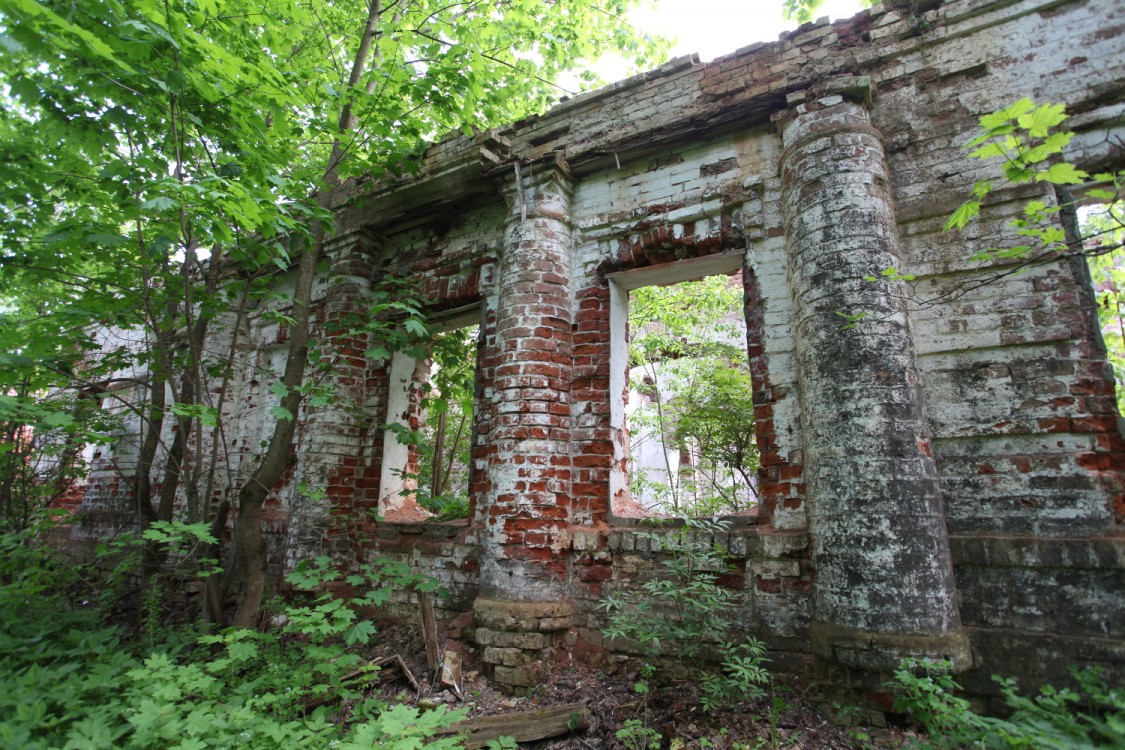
439,702,590,749
420,590,441,673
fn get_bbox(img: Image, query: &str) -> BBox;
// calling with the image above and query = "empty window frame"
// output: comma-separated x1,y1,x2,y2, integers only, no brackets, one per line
379,308,479,520
607,252,758,516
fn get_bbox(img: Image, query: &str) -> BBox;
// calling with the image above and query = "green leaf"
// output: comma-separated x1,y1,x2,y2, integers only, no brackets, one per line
965,125,1014,149
996,98,1036,123
944,200,981,230
270,405,294,421
1017,102,1068,138
1002,164,1035,183
42,410,74,428
228,640,259,662
969,142,1008,160
344,620,377,646
140,196,178,211
1038,162,1088,185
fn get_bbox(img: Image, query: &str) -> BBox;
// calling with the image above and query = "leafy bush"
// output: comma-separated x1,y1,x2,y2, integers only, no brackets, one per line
890,658,1125,749
700,640,772,711
600,516,774,714
616,718,662,750
0,529,466,749
599,515,736,660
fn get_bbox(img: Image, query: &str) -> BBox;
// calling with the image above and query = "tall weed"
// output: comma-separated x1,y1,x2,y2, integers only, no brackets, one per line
890,658,1125,749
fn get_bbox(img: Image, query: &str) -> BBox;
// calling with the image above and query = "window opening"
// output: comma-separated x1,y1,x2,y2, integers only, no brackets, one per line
380,313,478,521
412,324,477,519
1082,200,1125,415
608,253,758,517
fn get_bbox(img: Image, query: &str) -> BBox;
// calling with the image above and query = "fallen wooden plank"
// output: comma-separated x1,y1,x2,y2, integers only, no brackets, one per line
419,590,441,673
440,650,463,699
376,654,420,693
438,701,590,749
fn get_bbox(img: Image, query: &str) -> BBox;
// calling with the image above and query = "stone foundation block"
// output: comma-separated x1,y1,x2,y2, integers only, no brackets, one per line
494,664,542,688
484,646,534,667
475,627,548,650
474,597,576,630
537,616,573,632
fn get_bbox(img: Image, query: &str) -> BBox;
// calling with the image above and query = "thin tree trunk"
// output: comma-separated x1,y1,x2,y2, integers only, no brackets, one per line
225,0,385,629
441,410,467,497
202,497,231,624
226,236,319,628
430,410,446,497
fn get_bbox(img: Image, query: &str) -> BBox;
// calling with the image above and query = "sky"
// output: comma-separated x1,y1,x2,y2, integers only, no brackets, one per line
579,0,867,88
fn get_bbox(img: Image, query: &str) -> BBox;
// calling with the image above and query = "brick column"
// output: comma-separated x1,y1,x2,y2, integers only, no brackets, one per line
777,80,969,670
286,236,375,569
473,164,576,691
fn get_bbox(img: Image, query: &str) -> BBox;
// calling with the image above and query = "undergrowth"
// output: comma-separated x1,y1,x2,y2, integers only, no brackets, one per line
0,523,469,749
889,658,1125,749
599,516,781,747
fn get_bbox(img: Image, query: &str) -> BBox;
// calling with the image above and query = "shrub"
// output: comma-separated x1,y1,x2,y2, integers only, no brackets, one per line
890,658,1125,749
0,529,466,749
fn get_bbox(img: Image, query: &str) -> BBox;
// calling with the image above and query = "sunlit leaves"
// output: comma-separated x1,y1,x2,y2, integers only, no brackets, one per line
0,0,663,538
1039,162,1087,185
943,99,1115,266
944,200,981,231
1017,101,1068,138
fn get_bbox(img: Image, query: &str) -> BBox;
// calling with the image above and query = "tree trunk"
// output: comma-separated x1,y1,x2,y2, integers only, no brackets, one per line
224,0,385,628
226,230,320,628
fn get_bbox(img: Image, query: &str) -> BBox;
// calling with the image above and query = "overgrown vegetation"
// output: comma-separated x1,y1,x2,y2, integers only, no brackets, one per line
387,325,479,520
599,516,780,747
0,521,472,749
627,277,759,515
0,0,665,628
889,658,1125,749
900,99,1125,407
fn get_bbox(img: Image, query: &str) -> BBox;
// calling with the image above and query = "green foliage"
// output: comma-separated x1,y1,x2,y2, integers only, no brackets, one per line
699,639,772,711
783,0,877,24
377,320,477,519
0,0,665,609
938,99,1125,408
889,659,1125,749
417,325,478,518
600,516,778,732
599,515,736,660
0,526,466,749
0,373,103,531
835,310,869,331
628,276,758,514
617,718,663,750
943,99,1124,265
0,527,138,750
891,659,989,748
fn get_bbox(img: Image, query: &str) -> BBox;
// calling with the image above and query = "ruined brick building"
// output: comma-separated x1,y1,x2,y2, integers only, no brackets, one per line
78,0,1124,700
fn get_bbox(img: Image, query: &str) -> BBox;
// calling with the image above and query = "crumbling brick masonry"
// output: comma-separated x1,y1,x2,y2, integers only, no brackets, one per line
79,0,1125,701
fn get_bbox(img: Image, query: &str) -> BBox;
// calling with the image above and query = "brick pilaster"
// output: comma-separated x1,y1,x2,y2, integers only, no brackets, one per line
477,164,575,601
777,81,969,670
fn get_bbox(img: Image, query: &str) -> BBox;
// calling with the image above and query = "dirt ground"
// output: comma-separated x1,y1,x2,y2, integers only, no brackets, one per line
363,619,917,750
